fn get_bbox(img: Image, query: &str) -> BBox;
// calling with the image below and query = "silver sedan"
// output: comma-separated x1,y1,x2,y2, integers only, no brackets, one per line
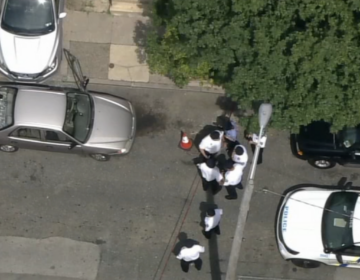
0,84,136,161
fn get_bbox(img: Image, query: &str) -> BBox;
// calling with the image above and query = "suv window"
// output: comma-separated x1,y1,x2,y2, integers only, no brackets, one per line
0,87,16,130
322,192,358,251
11,128,41,140
338,127,360,148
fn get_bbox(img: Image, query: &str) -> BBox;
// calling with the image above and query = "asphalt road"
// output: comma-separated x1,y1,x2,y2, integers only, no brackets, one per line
0,83,359,280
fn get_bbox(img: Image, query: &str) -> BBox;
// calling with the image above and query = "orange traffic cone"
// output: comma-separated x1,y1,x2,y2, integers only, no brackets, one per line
179,131,193,151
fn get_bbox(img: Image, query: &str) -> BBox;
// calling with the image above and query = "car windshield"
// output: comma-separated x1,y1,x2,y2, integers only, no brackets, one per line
338,127,360,148
322,192,358,250
0,87,16,130
63,92,93,143
1,0,55,35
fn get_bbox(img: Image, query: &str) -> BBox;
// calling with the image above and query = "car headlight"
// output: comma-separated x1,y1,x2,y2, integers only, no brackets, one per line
49,57,58,70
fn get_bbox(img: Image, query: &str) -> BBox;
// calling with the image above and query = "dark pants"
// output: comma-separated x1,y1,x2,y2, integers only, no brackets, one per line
226,139,239,157
225,182,243,199
203,225,221,239
202,178,219,193
181,258,202,272
250,144,264,165
193,151,216,165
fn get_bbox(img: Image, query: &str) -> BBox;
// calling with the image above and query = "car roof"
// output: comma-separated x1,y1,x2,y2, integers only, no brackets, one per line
14,88,66,130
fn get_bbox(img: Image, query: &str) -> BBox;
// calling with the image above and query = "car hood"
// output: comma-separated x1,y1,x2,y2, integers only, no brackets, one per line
282,190,331,253
0,28,58,74
87,95,133,145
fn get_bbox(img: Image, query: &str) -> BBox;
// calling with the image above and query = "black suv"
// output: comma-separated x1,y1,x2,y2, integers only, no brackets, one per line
290,121,360,169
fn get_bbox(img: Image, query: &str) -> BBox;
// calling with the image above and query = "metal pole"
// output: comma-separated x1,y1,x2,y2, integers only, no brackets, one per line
225,129,263,280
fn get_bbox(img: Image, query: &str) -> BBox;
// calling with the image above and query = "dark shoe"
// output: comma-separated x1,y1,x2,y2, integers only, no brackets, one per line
214,226,221,235
202,230,211,239
225,195,237,200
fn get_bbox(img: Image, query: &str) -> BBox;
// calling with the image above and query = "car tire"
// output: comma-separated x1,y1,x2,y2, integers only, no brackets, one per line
308,158,336,169
291,259,321,268
0,145,18,153
90,154,110,161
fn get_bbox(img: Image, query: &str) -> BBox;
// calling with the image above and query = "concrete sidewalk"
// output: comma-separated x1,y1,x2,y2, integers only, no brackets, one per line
50,1,223,93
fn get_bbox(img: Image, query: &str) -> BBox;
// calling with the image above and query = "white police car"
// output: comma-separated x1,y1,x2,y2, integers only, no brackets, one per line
276,180,360,268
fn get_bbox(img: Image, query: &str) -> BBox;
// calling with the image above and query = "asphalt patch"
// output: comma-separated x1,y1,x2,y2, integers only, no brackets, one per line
135,103,167,137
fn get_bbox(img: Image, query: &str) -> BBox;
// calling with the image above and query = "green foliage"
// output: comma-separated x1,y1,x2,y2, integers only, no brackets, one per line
148,0,360,132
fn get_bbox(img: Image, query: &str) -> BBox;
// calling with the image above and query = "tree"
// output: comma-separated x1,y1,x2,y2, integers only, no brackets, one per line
147,0,360,132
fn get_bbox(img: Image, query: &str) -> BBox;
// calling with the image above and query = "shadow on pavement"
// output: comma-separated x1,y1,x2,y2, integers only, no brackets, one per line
172,232,199,256
133,20,153,64
199,191,223,280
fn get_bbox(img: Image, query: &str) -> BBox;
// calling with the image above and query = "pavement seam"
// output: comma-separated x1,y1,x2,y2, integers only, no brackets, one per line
238,276,299,280
152,170,201,280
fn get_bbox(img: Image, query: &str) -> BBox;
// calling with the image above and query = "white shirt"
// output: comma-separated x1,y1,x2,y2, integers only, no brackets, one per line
197,163,223,182
252,134,267,148
199,131,224,154
231,145,248,167
176,245,205,262
205,209,223,231
224,164,243,186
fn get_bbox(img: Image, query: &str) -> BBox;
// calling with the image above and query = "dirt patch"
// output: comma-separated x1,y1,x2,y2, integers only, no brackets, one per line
66,0,109,13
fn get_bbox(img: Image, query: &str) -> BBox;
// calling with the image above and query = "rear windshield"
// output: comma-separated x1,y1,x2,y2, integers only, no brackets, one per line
0,87,16,130
322,192,358,250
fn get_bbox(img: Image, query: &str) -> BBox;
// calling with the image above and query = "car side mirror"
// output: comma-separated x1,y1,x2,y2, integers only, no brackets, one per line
59,12,67,19
336,254,343,264
68,142,77,150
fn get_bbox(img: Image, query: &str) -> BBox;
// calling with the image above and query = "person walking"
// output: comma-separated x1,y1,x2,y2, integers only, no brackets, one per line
223,160,244,200
176,240,205,273
197,158,224,192
245,132,267,165
198,130,224,160
203,208,223,239
230,144,248,168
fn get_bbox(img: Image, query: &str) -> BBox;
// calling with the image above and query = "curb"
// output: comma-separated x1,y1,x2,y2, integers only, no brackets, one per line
49,76,225,94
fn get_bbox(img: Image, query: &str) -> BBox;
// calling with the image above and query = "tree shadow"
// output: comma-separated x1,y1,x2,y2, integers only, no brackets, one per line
215,95,253,119
133,20,153,64
172,232,199,256
133,0,166,65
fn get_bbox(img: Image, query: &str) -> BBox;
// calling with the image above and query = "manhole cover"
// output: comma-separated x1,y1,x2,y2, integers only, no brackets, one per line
109,63,115,68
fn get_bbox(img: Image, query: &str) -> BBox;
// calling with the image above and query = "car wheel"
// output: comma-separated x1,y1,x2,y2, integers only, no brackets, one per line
0,145,18,153
291,259,321,268
90,154,110,161
308,158,336,169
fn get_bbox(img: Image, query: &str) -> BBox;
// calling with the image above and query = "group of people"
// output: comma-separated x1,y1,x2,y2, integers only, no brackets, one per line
175,116,267,273
197,116,265,200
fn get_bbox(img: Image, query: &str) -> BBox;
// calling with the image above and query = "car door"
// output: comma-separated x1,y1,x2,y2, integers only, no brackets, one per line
328,247,360,268
42,129,84,154
8,127,46,151
64,49,89,92
340,144,360,167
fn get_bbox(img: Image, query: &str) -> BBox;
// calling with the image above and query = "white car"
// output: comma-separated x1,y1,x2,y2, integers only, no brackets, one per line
276,181,360,269
0,0,66,82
